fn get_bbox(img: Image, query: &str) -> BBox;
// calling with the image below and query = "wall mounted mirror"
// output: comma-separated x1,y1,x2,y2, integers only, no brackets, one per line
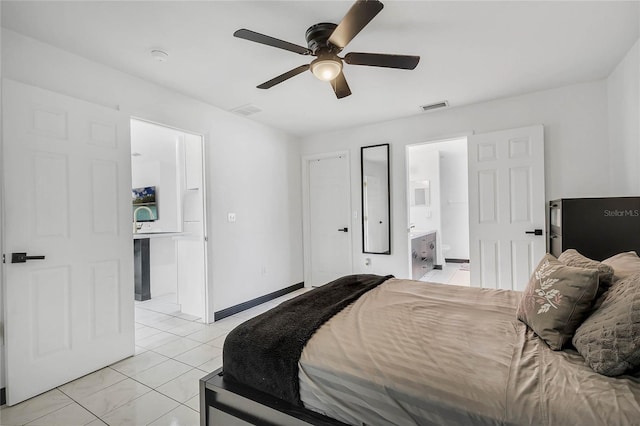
361,143,391,254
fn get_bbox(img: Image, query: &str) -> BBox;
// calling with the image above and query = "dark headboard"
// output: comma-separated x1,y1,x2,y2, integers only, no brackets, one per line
549,197,640,261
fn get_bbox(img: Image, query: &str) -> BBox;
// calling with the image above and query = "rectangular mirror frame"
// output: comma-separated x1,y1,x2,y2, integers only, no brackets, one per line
361,143,391,255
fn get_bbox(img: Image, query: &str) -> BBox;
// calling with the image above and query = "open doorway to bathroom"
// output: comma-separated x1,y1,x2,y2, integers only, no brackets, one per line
130,118,209,322
406,137,470,286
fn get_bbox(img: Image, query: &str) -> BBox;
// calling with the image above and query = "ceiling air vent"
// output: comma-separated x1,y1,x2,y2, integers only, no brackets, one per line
420,101,449,112
231,104,262,117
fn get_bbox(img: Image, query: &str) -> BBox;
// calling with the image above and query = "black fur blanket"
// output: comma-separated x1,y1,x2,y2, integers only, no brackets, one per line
222,274,393,406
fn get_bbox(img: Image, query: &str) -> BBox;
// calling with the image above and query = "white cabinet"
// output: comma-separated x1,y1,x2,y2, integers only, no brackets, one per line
184,133,203,190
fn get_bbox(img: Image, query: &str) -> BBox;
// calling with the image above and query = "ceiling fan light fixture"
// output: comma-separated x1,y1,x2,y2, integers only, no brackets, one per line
310,57,342,81
150,49,169,62
234,0,420,98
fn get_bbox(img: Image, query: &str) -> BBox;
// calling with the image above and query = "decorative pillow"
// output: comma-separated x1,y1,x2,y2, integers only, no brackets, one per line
517,254,600,350
602,251,640,282
572,272,640,376
558,249,614,302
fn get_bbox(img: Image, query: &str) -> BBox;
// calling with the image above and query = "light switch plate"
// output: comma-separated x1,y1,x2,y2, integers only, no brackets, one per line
227,212,236,222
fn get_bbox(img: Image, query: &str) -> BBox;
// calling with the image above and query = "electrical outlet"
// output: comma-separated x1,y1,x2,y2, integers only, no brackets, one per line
227,212,236,222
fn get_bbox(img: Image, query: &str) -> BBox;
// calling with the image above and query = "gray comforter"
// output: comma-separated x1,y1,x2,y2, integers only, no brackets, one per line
299,278,640,425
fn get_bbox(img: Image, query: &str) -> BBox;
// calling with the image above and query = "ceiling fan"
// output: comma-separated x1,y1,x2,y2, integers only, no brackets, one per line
233,0,420,99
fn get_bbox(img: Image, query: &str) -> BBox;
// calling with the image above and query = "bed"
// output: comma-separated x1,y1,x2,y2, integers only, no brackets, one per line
200,253,640,425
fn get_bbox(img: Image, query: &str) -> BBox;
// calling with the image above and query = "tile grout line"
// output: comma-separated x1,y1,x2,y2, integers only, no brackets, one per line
54,386,109,426
131,303,215,422
9,398,75,426
55,364,195,424
2,303,253,425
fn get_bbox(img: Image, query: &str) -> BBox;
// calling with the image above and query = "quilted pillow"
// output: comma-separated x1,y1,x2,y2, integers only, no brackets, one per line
572,272,640,376
517,254,599,350
558,249,614,305
602,251,640,282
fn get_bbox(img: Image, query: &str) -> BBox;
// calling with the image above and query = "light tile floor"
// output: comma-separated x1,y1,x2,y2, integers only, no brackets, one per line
0,289,311,426
420,262,470,286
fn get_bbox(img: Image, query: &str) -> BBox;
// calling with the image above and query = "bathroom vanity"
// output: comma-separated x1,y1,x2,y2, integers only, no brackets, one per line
410,231,437,280
133,232,188,301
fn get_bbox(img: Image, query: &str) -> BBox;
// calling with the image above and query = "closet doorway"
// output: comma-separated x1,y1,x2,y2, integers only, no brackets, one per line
303,152,353,287
130,118,209,322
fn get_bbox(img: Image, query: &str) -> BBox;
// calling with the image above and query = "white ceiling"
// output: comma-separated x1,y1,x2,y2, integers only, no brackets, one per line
2,1,638,137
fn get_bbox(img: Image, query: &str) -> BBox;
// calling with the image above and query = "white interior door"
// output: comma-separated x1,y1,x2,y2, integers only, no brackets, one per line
308,154,352,286
468,125,545,291
2,79,134,405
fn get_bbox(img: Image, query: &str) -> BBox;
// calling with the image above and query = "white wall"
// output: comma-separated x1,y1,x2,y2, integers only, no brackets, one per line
408,149,440,234
607,38,640,195
302,80,612,279
438,143,469,260
131,119,183,233
1,29,304,320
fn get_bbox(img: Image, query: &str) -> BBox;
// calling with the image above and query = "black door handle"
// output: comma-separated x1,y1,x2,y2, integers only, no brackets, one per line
338,228,348,232
525,229,543,236
11,252,46,263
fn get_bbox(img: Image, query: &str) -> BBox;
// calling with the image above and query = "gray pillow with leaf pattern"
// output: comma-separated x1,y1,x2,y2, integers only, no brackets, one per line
517,254,600,350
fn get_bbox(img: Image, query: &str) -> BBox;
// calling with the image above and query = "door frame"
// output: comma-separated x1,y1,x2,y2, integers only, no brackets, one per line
130,116,211,322
201,133,212,323
0,77,6,401
301,151,353,287
404,133,472,278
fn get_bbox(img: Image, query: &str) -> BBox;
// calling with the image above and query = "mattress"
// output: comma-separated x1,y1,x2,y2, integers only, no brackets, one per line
298,278,640,425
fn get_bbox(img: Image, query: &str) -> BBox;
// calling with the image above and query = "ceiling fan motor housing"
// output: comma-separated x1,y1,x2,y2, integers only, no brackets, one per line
305,23,339,54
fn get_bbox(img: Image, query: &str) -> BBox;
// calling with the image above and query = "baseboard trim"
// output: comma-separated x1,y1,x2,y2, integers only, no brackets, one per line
445,258,470,263
1,387,5,406
214,282,304,321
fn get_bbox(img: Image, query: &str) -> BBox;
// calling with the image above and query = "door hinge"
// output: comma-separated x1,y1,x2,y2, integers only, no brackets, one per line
2,254,5,264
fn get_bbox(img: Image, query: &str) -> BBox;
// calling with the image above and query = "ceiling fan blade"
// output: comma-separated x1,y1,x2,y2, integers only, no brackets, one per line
331,72,352,99
344,52,420,69
328,0,384,50
234,29,312,55
257,64,310,89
